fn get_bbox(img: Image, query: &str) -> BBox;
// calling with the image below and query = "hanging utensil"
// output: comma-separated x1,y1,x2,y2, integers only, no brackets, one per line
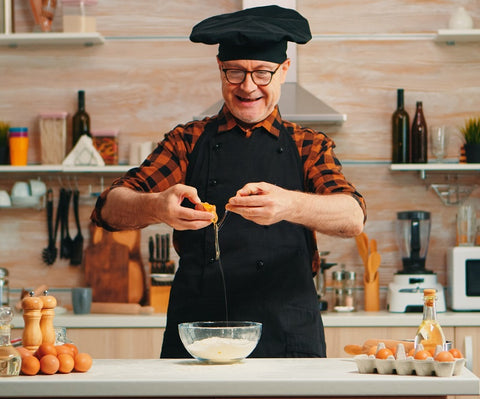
60,188,73,259
70,189,84,266
42,189,56,265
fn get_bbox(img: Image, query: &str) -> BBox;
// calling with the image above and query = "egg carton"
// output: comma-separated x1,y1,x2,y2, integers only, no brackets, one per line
354,354,466,377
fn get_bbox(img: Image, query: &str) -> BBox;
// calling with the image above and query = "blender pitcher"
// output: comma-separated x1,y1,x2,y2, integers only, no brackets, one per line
396,211,432,274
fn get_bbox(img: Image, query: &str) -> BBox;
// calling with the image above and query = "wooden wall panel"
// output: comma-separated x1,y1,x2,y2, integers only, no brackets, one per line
1,1,479,303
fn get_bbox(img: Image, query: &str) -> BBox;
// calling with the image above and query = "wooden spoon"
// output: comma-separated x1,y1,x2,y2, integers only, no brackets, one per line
355,233,369,268
367,251,381,282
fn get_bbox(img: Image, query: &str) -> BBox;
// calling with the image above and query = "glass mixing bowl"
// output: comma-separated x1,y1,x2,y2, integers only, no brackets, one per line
178,321,262,364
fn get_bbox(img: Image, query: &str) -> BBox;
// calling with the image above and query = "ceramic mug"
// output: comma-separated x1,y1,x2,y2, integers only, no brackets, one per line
11,181,30,198
0,190,11,207
72,287,92,314
29,179,47,197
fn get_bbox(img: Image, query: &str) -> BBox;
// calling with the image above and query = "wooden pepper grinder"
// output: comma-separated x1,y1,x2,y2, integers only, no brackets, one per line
21,291,43,352
40,290,57,345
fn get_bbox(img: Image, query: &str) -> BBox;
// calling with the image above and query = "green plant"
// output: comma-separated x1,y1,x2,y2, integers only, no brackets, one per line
0,121,10,145
460,117,480,144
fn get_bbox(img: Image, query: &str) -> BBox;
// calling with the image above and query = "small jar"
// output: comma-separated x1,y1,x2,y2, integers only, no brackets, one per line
8,128,28,166
332,270,344,290
91,129,119,165
0,268,9,306
39,112,68,165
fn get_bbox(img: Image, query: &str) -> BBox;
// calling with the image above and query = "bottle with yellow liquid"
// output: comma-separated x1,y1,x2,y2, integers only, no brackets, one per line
414,288,446,354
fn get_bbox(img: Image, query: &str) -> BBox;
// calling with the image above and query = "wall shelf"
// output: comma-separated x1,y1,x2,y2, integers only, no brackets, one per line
435,29,480,44
391,163,480,205
0,32,105,47
0,165,132,173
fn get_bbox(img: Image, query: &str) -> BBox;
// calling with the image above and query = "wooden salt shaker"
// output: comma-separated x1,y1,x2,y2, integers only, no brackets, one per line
22,291,43,352
40,290,57,345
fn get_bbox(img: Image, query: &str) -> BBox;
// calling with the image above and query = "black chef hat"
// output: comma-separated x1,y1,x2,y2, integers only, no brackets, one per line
190,5,312,64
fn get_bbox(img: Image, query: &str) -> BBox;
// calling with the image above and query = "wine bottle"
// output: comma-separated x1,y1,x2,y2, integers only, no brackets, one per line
72,90,91,148
411,101,428,163
414,289,446,354
391,89,410,163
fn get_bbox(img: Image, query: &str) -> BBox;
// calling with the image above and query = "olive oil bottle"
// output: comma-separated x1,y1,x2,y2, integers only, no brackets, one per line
414,289,446,354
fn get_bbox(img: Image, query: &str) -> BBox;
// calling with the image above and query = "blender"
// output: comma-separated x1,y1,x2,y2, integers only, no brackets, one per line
314,252,337,311
387,211,446,312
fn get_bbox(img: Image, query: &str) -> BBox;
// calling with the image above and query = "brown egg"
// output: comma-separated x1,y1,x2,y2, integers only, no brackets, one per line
435,351,455,362
375,348,394,359
449,348,464,359
55,344,74,357
74,353,92,372
63,343,79,357
57,353,75,374
21,355,40,376
40,354,60,375
17,346,34,359
36,343,57,359
414,350,432,360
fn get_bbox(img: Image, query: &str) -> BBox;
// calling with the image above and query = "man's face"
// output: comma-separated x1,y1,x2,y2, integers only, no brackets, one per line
217,58,290,125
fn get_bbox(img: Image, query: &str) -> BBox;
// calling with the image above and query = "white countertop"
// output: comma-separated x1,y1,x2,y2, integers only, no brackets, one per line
11,310,480,329
1,358,479,398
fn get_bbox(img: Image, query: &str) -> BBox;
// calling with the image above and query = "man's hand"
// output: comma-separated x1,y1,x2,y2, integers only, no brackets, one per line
101,184,215,231
226,182,292,226
226,181,364,237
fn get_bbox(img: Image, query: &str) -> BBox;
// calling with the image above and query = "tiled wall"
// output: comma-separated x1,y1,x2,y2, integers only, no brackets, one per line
1,1,479,303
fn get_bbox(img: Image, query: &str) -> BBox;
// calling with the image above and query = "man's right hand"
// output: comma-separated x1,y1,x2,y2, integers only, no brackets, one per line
100,184,215,231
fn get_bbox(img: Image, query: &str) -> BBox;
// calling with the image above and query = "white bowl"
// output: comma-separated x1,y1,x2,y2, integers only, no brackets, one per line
178,321,262,364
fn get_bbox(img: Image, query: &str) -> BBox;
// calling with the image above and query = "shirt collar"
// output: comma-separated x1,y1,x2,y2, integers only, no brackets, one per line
217,105,282,139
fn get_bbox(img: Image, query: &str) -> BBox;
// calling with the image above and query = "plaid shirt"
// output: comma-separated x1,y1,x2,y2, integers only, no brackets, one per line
91,105,366,273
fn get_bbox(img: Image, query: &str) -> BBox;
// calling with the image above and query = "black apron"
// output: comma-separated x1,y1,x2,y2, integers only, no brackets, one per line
160,117,326,358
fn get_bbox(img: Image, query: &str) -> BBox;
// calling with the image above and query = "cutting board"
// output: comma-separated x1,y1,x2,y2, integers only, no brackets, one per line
84,224,146,304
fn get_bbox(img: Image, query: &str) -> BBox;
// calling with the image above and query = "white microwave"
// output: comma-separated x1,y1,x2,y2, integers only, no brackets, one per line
447,246,480,311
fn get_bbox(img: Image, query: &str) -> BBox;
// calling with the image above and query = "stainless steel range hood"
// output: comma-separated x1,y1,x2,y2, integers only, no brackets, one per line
194,0,347,126
195,82,347,125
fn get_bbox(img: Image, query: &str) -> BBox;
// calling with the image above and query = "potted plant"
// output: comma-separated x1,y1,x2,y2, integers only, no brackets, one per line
460,116,480,163
0,121,10,165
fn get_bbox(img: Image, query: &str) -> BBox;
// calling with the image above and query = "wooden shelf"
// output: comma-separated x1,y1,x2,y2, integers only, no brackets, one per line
0,165,132,173
435,29,480,44
0,32,105,47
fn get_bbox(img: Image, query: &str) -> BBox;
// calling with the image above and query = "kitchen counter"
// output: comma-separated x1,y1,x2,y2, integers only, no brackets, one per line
1,358,479,398
11,311,480,329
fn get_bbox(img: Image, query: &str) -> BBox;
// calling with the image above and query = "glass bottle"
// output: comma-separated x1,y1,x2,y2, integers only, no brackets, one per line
414,289,446,354
391,88,410,163
0,307,21,377
410,101,428,163
72,90,91,148
0,268,9,306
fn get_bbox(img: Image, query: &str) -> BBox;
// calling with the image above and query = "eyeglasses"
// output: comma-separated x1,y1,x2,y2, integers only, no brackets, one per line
222,63,282,86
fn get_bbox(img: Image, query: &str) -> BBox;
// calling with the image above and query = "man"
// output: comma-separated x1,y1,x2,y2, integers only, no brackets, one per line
92,5,365,358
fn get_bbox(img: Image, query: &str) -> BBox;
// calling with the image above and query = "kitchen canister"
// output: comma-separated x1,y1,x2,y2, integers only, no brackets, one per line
0,268,9,306
8,127,29,166
39,112,68,165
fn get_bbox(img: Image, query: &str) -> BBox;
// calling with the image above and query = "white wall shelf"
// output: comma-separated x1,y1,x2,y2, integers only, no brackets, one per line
0,32,105,47
435,29,480,44
391,163,480,205
0,165,132,173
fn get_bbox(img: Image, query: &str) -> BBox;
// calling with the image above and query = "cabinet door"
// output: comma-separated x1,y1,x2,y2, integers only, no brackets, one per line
325,326,455,358
454,327,479,375
66,328,165,359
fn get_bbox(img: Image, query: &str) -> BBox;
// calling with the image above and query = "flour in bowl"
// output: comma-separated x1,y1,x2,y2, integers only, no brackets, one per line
186,337,257,362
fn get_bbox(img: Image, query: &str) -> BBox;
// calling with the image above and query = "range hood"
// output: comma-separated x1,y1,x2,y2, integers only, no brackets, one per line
194,0,347,126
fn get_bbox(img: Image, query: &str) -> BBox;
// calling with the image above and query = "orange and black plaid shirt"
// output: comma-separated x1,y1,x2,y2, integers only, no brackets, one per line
92,105,366,273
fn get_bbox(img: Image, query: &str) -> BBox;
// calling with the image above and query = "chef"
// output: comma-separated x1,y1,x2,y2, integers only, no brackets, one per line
91,5,366,358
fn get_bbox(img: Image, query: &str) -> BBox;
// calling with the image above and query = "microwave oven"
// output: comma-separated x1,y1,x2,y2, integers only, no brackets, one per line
447,246,480,311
